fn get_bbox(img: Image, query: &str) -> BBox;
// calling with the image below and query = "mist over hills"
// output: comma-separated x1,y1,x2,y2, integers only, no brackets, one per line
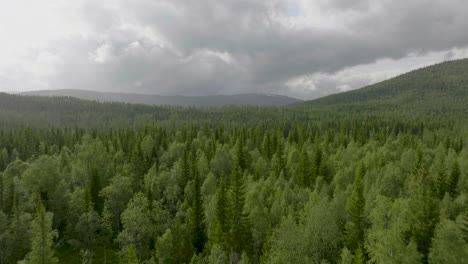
20,90,302,107
0,58,466,129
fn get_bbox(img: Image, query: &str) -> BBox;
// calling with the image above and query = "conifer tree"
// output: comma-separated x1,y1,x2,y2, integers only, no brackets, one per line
312,146,323,183
212,178,229,248
345,163,367,252
229,164,253,262
179,146,191,195
130,141,147,191
435,158,447,199
353,247,366,264
122,244,140,264
23,205,58,264
297,151,311,187
236,138,248,172
89,168,102,213
275,140,286,177
448,161,460,197
410,160,437,263
191,155,207,253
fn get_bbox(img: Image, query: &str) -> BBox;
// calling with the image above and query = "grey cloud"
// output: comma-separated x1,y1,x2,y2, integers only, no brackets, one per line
12,0,468,99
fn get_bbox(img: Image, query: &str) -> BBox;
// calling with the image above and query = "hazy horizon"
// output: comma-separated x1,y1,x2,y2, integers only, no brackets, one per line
1,0,468,100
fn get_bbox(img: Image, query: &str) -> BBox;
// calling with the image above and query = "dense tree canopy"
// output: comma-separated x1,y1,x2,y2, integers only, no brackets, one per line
0,63,467,263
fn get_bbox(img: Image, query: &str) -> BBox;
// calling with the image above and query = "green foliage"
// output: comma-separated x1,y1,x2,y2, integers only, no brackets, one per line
22,205,58,264
191,161,207,253
345,163,367,252
448,161,460,197
428,219,468,264
366,196,422,264
212,178,230,248
100,174,133,231
409,163,438,262
118,193,154,260
229,164,253,261
0,73,467,263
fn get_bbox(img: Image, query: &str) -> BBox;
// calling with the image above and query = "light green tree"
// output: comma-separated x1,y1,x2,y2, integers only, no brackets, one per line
428,219,468,264
23,205,58,264
100,174,133,231
345,163,367,252
118,193,154,260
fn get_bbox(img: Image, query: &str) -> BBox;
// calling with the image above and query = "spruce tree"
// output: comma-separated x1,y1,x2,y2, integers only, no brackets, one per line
345,163,366,252
213,178,229,248
23,205,58,264
130,141,147,191
434,158,447,199
312,146,323,183
89,168,102,213
410,161,437,263
229,164,253,262
297,151,311,188
448,161,460,197
191,156,206,253
275,140,286,177
179,146,191,195
236,138,248,172
352,247,366,264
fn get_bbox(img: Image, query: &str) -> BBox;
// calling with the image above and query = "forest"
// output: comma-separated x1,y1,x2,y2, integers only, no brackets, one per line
0,112,466,264
0,60,468,264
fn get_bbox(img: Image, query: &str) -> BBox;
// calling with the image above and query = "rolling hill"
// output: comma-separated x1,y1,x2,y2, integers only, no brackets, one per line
20,90,302,107
0,59,466,129
297,58,468,115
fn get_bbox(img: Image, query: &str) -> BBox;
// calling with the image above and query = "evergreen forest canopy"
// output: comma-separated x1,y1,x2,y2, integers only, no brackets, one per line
0,59,467,264
19,90,302,108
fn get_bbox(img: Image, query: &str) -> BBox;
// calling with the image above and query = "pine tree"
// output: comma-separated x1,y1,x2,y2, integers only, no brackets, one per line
213,178,229,248
262,133,272,160
122,244,140,264
23,205,58,264
434,158,447,199
229,164,253,262
191,157,206,253
345,163,366,252
312,146,323,183
130,141,147,191
89,168,102,213
410,162,437,263
297,151,311,187
353,247,366,264
275,140,286,177
236,138,248,172
179,146,191,195
448,161,460,197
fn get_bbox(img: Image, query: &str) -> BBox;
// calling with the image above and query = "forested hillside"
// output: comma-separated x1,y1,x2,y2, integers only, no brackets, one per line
0,60,467,264
20,90,302,107
299,59,468,117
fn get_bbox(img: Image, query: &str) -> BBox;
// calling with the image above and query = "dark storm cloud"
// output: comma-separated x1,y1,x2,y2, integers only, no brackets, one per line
2,0,468,99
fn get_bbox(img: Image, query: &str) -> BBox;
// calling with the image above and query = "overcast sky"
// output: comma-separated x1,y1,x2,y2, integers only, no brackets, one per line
1,0,467,100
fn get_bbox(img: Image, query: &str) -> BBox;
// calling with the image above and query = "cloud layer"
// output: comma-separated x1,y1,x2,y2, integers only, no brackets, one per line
1,0,468,99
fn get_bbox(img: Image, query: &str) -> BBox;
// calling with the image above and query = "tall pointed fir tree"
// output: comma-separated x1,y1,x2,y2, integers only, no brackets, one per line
448,160,460,197
434,157,447,199
23,205,58,264
409,153,438,263
212,178,229,249
345,163,367,254
236,137,248,172
179,146,191,197
297,150,311,188
130,139,148,191
275,140,286,177
229,164,253,262
191,151,207,253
